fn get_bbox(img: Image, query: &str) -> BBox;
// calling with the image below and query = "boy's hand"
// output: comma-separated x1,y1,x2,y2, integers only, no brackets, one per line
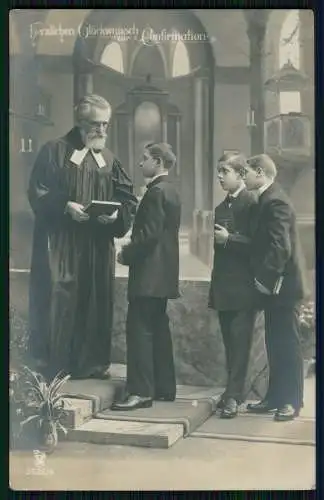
97,211,118,224
214,225,229,244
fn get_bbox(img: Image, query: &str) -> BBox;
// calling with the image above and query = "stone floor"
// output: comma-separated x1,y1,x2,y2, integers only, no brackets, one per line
9,371,316,490
9,431,315,491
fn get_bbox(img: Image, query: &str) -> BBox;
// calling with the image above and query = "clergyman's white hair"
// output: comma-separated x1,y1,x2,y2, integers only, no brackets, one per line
75,94,112,122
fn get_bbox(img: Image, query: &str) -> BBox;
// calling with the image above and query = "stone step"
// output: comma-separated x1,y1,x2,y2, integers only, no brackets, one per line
61,398,93,429
58,368,222,448
57,372,315,449
61,377,125,415
63,418,184,449
59,368,223,432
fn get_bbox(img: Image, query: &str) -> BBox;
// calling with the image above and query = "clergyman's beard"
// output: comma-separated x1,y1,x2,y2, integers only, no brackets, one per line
84,133,107,151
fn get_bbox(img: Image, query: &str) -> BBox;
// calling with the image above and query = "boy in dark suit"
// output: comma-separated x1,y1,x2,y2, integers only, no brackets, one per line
111,143,181,411
215,154,308,421
210,153,258,418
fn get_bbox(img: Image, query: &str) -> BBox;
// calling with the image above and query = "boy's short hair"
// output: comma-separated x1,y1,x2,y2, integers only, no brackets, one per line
218,152,248,175
145,142,176,170
247,154,277,179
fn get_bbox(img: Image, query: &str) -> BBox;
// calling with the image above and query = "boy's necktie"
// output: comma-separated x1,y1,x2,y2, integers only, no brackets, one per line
227,194,235,207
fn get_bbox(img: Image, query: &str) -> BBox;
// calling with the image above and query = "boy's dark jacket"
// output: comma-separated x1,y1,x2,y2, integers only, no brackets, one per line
208,188,258,311
249,182,308,305
122,175,181,300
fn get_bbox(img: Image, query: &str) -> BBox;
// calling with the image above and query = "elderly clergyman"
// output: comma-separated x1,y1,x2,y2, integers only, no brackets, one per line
28,94,137,379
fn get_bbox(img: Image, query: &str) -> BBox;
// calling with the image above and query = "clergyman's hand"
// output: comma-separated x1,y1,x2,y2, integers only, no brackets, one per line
97,211,119,225
66,202,89,222
214,224,229,244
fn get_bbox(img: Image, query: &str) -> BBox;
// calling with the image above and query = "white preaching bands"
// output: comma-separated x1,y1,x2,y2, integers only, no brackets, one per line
70,148,106,169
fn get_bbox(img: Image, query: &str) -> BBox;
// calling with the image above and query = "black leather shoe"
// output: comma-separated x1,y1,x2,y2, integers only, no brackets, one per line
215,394,226,411
220,398,238,419
274,404,299,422
246,400,277,414
111,395,153,411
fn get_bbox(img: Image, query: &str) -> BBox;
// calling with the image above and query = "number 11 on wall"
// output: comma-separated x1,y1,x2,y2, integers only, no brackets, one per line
20,138,33,153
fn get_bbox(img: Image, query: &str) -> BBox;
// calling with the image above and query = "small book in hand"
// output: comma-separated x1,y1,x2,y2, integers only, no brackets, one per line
215,217,233,231
84,200,121,217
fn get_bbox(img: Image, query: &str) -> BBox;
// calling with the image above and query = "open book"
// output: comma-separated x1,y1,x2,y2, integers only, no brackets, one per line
83,200,121,217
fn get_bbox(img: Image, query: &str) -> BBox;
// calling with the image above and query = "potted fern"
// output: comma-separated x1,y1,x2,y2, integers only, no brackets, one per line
299,301,316,377
13,366,71,453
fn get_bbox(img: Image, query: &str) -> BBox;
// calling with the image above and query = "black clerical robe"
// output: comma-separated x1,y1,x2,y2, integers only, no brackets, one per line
27,127,137,378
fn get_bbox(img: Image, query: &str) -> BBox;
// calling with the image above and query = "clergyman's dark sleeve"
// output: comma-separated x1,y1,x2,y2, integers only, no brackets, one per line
27,142,69,219
121,187,165,266
111,159,138,238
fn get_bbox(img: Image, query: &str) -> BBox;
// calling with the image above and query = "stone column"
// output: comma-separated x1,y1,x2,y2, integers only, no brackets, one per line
176,116,181,176
113,117,118,154
74,71,93,105
162,114,167,142
194,77,204,210
300,10,314,154
202,76,211,210
246,11,268,155
128,114,134,179
84,73,94,95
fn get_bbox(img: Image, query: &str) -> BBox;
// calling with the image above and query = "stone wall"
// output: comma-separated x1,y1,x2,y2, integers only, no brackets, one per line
9,271,268,397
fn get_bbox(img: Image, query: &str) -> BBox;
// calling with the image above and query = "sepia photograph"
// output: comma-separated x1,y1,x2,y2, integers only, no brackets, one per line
9,8,315,491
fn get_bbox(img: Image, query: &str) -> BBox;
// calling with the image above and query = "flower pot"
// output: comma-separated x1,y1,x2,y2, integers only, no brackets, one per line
39,420,58,454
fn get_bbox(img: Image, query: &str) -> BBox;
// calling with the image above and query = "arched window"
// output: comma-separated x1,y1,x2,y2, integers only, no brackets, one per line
172,41,190,77
100,42,124,73
279,10,301,113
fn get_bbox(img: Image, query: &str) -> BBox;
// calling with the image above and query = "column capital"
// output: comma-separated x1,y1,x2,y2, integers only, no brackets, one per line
194,67,210,81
